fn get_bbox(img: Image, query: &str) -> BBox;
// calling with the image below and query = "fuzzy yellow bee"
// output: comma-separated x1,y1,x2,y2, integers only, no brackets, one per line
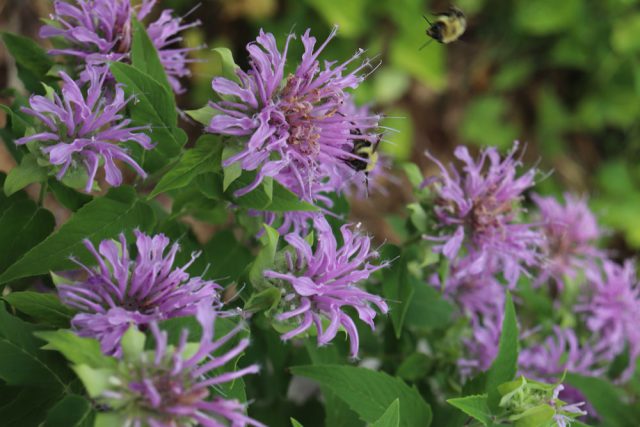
420,6,467,50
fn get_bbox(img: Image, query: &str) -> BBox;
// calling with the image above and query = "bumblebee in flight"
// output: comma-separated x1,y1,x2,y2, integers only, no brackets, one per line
420,6,467,50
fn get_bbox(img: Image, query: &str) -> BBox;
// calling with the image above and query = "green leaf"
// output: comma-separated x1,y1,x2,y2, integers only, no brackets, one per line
447,394,491,426
486,292,519,412
290,364,432,427
0,186,155,284
268,180,319,212
212,47,239,82
43,394,93,427
4,154,48,196
290,418,304,427
201,229,253,284
0,198,55,275
149,135,223,198
244,287,282,313
36,329,116,369
0,32,54,93
305,343,361,426
109,62,185,164
222,145,243,190
130,17,172,93
372,399,400,427
3,292,74,328
566,374,638,427
381,245,414,338
226,172,274,209
511,404,555,427
249,225,279,288
48,179,92,211
0,304,71,390
404,280,453,330
186,105,218,126
396,353,431,382
72,365,113,398
0,385,65,427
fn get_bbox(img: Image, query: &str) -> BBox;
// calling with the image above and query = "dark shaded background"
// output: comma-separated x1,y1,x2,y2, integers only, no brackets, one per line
2,0,640,256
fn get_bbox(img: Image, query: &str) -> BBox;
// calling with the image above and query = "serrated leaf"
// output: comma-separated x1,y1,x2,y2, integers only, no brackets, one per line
290,365,432,427
4,154,47,196
447,394,491,426
372,399,400,427
486,292,519,412
0,198,55,275
0,186,155,284
0,304,71,390
43,394,94,427
3,292,74,328
130,17,172,93
149,135,222,198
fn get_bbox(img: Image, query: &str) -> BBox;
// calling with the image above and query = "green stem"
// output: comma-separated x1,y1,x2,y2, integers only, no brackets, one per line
38,181,48,206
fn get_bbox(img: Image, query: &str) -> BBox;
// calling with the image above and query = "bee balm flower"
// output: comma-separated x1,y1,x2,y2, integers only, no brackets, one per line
424,143,544,285
58,231,221,356
264,216,389,357
40,0,198,93
207,28,380,201
16,69,153,192
80,304,264,427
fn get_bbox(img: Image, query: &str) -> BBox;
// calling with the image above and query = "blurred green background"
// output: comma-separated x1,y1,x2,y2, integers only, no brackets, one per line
2,0,640,252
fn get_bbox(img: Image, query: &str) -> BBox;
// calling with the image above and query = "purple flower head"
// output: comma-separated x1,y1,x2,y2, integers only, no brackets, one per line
424,143,544,285
93,304,264,427
264,216,389,357
207,27,380,201
40,0,198,93
519,327,603,380
577,259,640,381
58,231,221,356
16,68,152,192
533,193,602,288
